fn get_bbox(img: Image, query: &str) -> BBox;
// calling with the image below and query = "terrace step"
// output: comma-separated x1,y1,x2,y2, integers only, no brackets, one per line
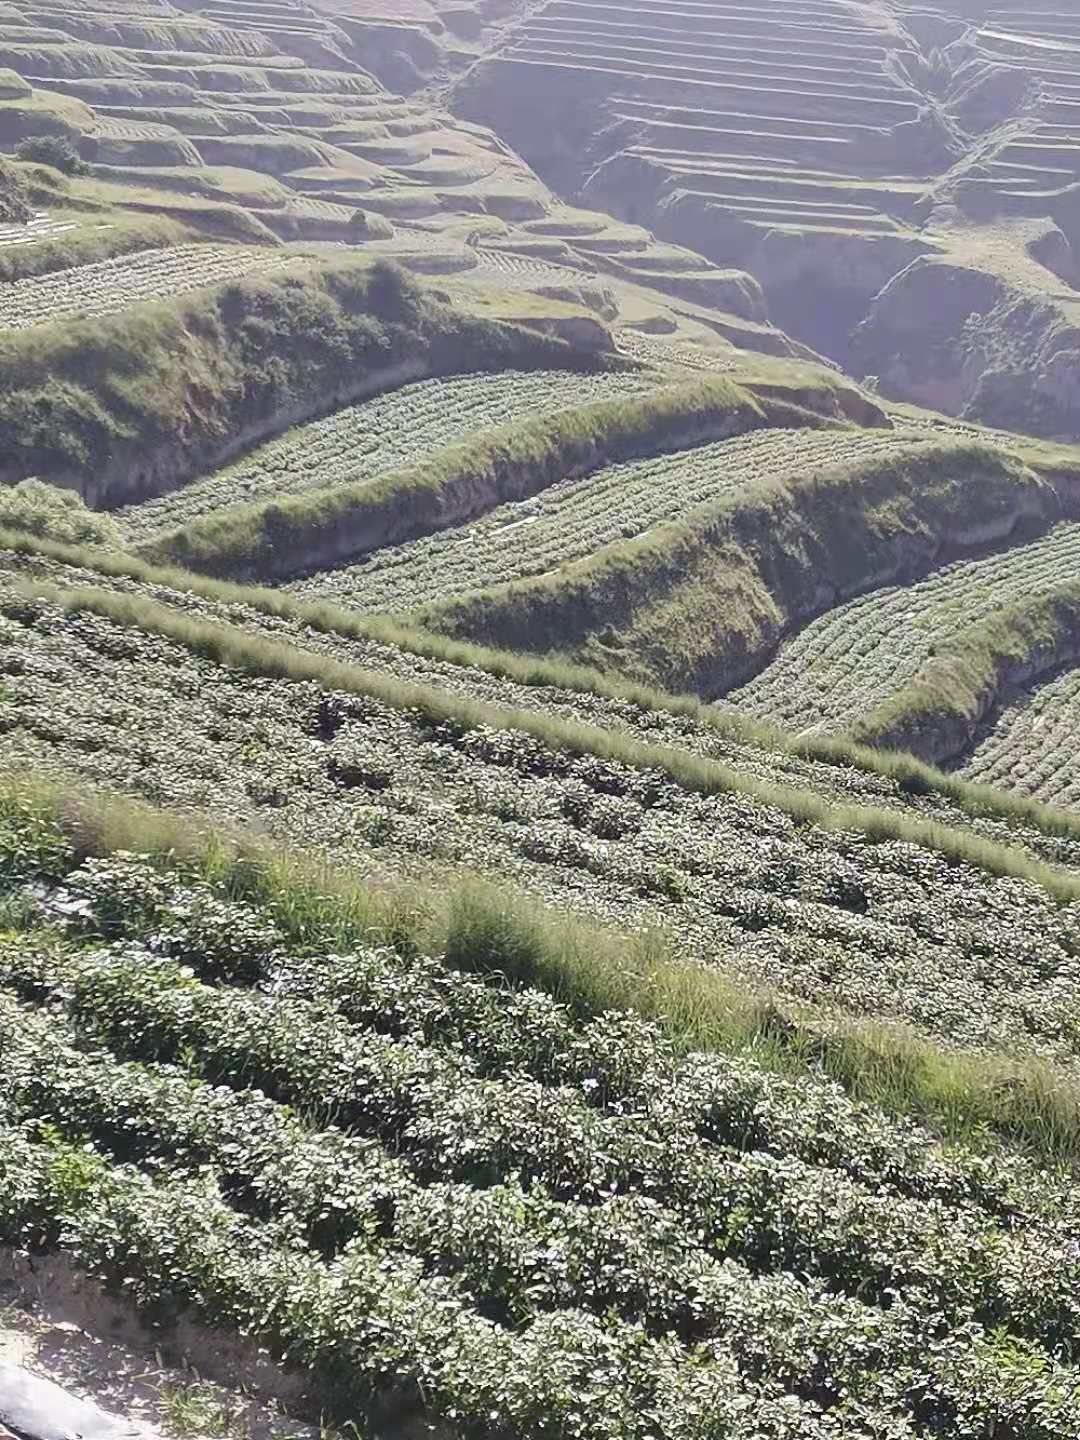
614,119,873,164
701,195,899,230
515,20,892,68
611,96,905,136
645,165,922,210
503,50,918,125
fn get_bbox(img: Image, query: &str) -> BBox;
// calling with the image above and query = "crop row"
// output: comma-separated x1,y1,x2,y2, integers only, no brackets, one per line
4,589,1080,1057
7,540,1080,873
22,849,1044,1217
614,329,738,372
117,369,655,543
6,856,1080,1432
6,1118,894,1440
961,664,1080,807
0,244,303,330
725,521,1080,736
289,430,939,613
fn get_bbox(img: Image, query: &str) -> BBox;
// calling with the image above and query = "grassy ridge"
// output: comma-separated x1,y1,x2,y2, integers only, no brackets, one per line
851,584,1080,763
138,377,770,580
0,256,589,503
421,443,1056,695
21,575,1080,902
0,211,189,283
10,523,1080,848
6,773,1080,1163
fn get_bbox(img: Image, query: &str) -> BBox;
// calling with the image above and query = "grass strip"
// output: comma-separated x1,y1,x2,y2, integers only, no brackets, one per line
16,575,1080,907
4,775,1080,1164
7,525,1080,849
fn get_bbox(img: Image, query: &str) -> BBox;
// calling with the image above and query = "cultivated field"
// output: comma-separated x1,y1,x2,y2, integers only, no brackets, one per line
5,555,1080,1059
725,521,1080,738
0,241,302,328
119,369,658,543
5,2,1080,1433
961,666,1080,809
9,823,1080,1440
291,427,941,614
6,824,1080,1440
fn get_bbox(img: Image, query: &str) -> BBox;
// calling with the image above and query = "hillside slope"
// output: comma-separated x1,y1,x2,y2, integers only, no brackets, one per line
7,3,1080,1434
450,0,1080,439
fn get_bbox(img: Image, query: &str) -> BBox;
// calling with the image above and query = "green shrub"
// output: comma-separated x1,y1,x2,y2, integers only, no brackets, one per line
15,135,89,177
0,479,120,547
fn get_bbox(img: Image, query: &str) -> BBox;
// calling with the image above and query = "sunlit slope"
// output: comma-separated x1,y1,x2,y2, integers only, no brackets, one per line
0,0,811,364
451,0,1080,439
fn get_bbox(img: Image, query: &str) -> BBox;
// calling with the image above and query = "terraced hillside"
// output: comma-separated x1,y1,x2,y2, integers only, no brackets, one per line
0,0,816,367
14,516,1080,1433
9,3,1080,1435
450,0,1080,438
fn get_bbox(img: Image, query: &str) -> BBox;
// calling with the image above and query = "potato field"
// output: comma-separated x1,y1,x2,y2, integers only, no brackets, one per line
961,666,1080,808
725,521,1080,735
0,243,303,329
118,369,658,543
6,824,1080,1439
7,0,1080,1428
291,429,942,613
5,564,1080,1063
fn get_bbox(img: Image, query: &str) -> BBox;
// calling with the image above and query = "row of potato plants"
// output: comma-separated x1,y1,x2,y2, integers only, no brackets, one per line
728,521,1080,737
3,848,1080,1434
289,429,930,614
118,369,653,542
3,591,1080,1059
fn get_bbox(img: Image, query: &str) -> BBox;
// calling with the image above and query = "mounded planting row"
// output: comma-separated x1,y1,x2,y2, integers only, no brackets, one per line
137,376,774,581
14,517,1080,863
5,798,1080,1435
418,443,1059,696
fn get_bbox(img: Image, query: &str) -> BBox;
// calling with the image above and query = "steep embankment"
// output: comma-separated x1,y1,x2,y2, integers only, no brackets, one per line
137,378,773,580
0,257,591,508
853,225,1080,441
419,444,1057,695
0,153,30,221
